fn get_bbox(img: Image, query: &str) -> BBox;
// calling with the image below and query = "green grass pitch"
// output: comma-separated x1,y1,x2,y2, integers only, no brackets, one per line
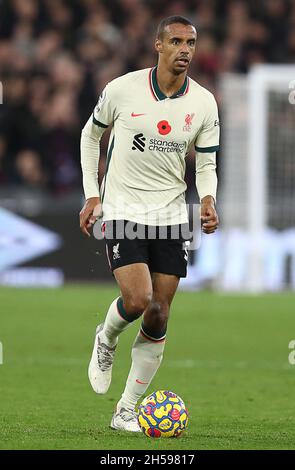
0,285,295,450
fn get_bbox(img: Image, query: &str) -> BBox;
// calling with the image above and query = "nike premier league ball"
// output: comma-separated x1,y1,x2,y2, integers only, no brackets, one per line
137,390,188,438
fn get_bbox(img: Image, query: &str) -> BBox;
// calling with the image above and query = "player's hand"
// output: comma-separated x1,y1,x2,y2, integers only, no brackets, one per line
79,197,102,237
200,195,219,234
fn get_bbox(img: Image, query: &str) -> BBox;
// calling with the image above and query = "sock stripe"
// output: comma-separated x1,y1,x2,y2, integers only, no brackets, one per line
140,328,166,343
141,322,167,341
116,297,135,323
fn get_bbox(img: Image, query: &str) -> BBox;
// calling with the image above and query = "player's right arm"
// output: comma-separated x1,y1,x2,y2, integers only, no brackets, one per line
80,85,116,237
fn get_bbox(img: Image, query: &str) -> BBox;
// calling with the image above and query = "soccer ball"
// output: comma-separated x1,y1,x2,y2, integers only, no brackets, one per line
137,390,188,438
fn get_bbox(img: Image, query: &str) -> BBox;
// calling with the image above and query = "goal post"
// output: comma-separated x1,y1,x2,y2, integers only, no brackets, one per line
247,65,295,292
219,65,295,292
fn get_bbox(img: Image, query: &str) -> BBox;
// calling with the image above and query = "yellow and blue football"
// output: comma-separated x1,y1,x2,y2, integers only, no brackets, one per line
137,390,188,438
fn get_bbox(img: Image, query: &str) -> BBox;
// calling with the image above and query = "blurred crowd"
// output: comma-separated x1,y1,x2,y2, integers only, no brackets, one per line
0,0,294,195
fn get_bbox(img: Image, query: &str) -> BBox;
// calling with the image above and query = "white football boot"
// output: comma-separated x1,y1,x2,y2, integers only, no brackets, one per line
88,323,117,394
110,405,141,433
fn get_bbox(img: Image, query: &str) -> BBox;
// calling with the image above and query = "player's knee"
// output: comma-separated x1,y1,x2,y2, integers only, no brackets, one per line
148,301,169,325
150,300,169,316
124,292,152,317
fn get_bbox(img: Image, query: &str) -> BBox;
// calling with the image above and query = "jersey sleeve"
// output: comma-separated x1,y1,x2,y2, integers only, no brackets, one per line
92,83,117,128
194,95,220,201
194,95,220,153
80,83,117,200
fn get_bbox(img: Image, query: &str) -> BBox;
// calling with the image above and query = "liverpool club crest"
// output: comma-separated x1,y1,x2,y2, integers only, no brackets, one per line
183,113,195,132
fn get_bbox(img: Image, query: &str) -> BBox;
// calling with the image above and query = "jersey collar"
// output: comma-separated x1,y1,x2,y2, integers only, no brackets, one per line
149,66,189,101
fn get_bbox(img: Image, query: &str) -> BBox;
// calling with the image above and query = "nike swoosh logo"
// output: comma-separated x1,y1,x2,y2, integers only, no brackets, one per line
136,379,149,384
131,112,146,117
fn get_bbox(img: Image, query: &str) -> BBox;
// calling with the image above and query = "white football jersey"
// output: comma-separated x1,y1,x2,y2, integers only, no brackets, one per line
81,67,219,225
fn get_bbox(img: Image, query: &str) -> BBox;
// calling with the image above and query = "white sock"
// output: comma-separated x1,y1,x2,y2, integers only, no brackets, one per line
100,297,133,347
117,328,166,411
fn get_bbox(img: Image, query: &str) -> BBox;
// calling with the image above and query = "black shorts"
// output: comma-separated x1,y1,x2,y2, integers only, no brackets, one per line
103,220,190,278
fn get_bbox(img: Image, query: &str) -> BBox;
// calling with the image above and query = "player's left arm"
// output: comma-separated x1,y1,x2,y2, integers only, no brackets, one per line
194,94,220,234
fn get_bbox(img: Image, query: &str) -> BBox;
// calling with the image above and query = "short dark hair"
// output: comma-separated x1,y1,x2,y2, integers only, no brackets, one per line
156,15,196,40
